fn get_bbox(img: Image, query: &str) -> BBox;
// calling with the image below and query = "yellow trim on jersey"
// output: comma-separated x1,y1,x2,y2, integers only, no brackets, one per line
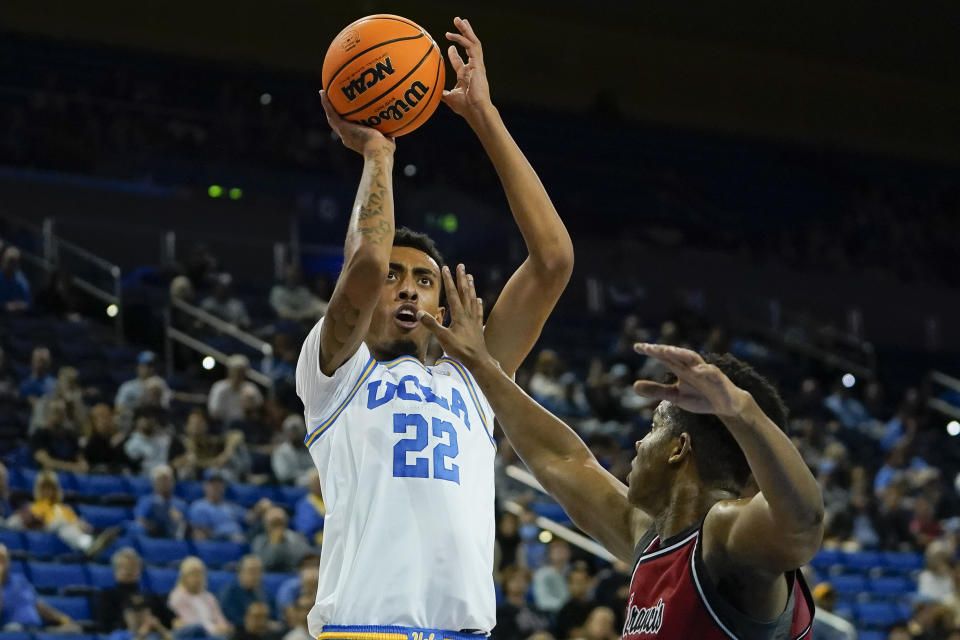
317,633,408,640
435,357,496,447
381,355,429,372
304,355,377,447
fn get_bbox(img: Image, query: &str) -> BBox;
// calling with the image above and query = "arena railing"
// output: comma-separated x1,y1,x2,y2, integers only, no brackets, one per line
504,464,617,563
4,216,124,343
928,370,960,420
163,297,273,388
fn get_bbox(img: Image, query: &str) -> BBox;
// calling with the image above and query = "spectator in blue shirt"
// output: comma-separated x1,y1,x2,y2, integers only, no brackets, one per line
0,543,79,630
218,555,273,627
115,351,171,414
275,563,319,614
188,470,246,542
134,464,188,539
292,473,325,547
18,347,56,401
0,247,30,313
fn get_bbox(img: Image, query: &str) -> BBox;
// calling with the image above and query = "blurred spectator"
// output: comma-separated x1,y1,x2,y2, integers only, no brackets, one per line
281,596,313,640
919,541,956,603
233,601,281,640
208,355,263,424
115,351,171,413
18,346,56,401
578,606,619,640
252,506,311,573
173,409,250,482
124,407,174,477
528,350,588,416
271,415,314,487
134,464,188,539
185,244,218,291
83,403,130,473
226,387,276,471
35,268,80,321
170,275,195,303
275,563,319,613
824,383,872,430
874,483,914,550
30,365,88,433
553,565,595,639
0,463,12,521
495,511,521,571
533,539,572,614
200,273,250,328
108,595,173,640
97,548,172,630
30,398,88,473
167,556,233,638
0,347,19,399
911,498,944,548
292,472,325,547
810,582,858,640
592,560,631,627
269,265,327,322
188,470,246,542
219,555,272,628
493,566,548,640
1,542,80,630
0,246,30,312
13,471,119,556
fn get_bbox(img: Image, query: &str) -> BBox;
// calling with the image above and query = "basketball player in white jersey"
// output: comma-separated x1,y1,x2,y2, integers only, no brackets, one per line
297,17,573,640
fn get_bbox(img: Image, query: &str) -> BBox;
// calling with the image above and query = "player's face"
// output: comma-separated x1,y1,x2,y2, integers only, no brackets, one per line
626,401,674,507
366,246,444,361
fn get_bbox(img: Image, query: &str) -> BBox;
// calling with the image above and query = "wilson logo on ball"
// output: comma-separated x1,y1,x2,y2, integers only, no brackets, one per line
353,81,429,127
340,58,396,102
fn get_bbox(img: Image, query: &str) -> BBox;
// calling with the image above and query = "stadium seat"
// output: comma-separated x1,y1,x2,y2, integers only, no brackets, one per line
194,540,249,568
830,574,866,596
856,602,905,628
207,569,238,594
87,563,116,589
175,481,204,502
263,572,294,599
136,537,191,566
38,595,92,621
74,474,130,498
0,529,25,552
144,567,179,594
228,483,276,507
881,551,925,572
27,561,89,592
128,476,153,497
0,632,32,640
24,531,73,558
77,504,131,529
859,632,886,640
277,486,308,509
869,575,914,596
92,534,136,562
34,634,92,640
841,550,882,571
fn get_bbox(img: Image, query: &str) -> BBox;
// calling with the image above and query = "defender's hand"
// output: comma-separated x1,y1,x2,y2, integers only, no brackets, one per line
418,264,490,368
320,90,395,156
442,17,493,120
632,343,752,417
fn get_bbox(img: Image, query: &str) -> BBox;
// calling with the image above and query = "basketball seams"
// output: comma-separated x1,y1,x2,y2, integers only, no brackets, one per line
340,41,436,117
323,33,425,94
383,44,443,136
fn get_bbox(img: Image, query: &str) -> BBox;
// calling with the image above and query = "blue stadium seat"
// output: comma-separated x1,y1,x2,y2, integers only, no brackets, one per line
869,575,914,596
859,632,887,640
227,483,276,507
136,537,191,566
175,481,204,502
207,569,238,594
77,504,132,529
24,531,73,558
87,563,116,589
895,602,912,621
882,551,924,572
128,476,153,497
27,561,89,591
194,540,249,568
831,574,867,596
92,534,136,562
34,634,92,640
144,567,179,594
0,529,25,552
277,486,308,509
531,500,570,524
263,572,294,599
74,474,130,497
856,602,906,628
17,468,38,491
0,631,33,640
841,550,882,571
39,595,92,621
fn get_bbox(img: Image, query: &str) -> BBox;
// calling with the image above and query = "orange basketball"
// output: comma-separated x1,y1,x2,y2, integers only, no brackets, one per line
322,15,446,137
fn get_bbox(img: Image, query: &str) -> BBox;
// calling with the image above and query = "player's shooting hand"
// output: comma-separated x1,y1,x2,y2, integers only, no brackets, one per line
418,264,490,368
319,90,395,156
631,343,752,418
443,17,493,120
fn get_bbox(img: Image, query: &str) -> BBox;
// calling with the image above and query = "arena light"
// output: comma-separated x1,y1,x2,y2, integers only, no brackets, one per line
441,213,459,233
947,421,960,437
403,163,417,177
841,373,856,388
202,356,216,370
229,187,243,200
538,530,553,544
105,303,119,318
260,93,272,106
208,185,223,198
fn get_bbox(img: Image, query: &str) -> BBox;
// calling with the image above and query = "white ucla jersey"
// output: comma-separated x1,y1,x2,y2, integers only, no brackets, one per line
296,318,497,634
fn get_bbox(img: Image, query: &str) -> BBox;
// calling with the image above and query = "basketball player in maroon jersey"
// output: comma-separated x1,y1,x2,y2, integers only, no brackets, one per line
419,266,823,639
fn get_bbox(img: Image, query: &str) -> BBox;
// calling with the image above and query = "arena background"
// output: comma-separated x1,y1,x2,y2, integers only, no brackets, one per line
1,2,959,639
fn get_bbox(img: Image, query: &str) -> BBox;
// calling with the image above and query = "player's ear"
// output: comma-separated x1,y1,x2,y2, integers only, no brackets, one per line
667,432,692,465
436,306,446,327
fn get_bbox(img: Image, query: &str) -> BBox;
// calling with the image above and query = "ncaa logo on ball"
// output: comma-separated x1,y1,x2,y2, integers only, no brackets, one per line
339,29,360,52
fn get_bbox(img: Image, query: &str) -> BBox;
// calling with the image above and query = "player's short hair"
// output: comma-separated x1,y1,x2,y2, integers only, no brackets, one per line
664,353,788,491
393,227,446,306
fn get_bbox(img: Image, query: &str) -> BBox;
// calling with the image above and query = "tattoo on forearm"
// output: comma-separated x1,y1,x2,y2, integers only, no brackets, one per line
325,297,361,355
351,157,393,245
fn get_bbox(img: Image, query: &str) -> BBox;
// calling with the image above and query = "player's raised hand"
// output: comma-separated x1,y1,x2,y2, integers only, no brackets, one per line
319,90,395,155
442,17,493,119
418,264,490,367
631,343,752,417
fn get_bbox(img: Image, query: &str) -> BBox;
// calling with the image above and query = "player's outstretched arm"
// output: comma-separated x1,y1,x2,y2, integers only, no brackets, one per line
317,91,396,375
419,264,645,563
632,344,825,577
442,17,574,377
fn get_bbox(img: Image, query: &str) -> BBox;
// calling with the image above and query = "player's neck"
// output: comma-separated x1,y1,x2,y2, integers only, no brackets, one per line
369,340,426,364
652,479,736,541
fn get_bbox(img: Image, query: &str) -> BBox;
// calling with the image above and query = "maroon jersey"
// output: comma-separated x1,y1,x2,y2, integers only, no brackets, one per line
623,523,814,640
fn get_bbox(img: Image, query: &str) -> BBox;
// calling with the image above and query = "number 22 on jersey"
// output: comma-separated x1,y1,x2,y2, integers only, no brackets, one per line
392,412,460,484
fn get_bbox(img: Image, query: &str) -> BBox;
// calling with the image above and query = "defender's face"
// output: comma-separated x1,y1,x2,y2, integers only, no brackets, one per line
366,246,444,360
627,401,673,506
